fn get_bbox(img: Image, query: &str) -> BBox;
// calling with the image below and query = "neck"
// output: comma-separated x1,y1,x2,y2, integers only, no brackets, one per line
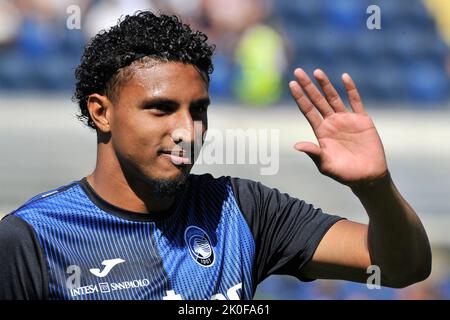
87,144,176,214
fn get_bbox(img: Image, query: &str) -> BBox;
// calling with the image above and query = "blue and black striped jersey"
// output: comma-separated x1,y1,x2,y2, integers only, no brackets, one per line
0,174,342,300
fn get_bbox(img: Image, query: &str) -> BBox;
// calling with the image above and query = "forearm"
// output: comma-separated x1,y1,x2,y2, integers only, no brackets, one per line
351,171,432,287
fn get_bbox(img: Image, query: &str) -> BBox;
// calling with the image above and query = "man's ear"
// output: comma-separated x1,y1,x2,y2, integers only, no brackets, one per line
87,94,112,133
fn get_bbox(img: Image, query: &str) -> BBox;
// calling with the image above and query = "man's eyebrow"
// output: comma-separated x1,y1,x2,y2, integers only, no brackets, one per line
191,97,211,107
140,98,179,109
139,97,210,109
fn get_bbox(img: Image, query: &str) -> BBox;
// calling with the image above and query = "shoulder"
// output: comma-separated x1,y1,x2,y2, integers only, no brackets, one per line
10,180,81,222
0,179,83,252
0,214,42,258
0,214,35,244
0,214,49,299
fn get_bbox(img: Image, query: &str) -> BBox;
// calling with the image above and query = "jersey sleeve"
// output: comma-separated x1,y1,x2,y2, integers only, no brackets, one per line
229,177,345,284
0,214,49,300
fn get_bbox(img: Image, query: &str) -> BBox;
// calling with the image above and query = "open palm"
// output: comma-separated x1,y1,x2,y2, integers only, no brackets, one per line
289,68,388,186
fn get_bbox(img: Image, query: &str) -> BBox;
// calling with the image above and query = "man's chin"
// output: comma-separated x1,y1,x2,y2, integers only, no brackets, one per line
143,171,189,198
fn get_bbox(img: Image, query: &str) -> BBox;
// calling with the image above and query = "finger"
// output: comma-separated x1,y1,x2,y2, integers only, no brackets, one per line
289,80,322,131
313,69,347,113
294,68,334,118
294,142,321,167
342,73,366,114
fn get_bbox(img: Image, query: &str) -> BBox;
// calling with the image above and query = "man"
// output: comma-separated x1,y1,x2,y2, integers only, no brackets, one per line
0,11,431,300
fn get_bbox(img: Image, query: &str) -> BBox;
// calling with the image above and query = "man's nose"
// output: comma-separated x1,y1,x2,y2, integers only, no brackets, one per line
171,110,195,143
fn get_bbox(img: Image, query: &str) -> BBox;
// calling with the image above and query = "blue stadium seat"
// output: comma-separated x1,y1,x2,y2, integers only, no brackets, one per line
404,61,450,103
209,53,235,99
274,0,323,28
322,0,366,31
0,49,36,90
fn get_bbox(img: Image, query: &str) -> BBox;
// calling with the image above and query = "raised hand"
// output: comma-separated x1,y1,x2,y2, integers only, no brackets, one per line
289,68,388,187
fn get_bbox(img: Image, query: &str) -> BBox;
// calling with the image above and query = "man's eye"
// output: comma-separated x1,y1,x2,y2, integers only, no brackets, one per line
151,109,167,115
157,107,172,113
145,105,174,114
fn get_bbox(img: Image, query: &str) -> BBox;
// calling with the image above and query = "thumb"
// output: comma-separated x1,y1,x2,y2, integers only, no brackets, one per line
294,142,321,167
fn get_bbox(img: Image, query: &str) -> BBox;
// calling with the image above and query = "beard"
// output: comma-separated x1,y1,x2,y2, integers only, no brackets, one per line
143,168,189,198
117,151,192,199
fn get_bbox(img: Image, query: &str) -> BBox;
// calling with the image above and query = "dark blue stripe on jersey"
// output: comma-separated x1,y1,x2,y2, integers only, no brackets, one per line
15,184,172,300
13,174,256,300
153,175,255,300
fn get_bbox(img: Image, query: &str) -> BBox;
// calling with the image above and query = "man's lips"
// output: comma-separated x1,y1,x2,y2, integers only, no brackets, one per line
159,149,190,165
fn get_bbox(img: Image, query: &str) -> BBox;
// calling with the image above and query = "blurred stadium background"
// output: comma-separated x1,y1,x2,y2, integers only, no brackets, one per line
0,0,449,299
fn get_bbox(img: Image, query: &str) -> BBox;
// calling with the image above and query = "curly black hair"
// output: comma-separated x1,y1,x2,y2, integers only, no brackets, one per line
73,11,215,129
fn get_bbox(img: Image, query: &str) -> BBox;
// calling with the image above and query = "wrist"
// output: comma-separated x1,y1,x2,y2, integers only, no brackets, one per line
350,170,393,197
